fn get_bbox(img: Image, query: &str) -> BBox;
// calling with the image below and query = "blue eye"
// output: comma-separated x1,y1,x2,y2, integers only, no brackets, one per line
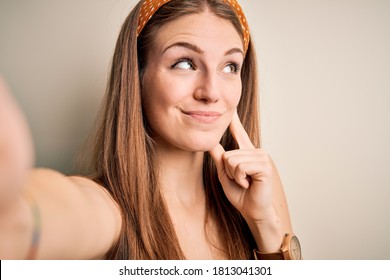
171,58,195,70
222,63,241,74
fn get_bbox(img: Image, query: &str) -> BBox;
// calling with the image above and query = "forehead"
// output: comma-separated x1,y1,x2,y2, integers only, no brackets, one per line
151,12,244,53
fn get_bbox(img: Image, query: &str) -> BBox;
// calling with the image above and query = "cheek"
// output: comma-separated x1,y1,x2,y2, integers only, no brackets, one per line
232,92,242,107
225,82,242,109
143,72,191,110
141,77,191,134
142,75,169,117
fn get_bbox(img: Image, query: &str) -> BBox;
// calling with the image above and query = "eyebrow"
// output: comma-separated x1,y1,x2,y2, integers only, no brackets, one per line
162,41,244,57
163,42,204,54
225,47,244,57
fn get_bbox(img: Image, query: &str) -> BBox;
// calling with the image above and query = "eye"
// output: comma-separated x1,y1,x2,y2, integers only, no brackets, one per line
171,58,195,70
222,62,241,74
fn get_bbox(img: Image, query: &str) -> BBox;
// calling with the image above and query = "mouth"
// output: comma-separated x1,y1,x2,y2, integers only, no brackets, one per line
181,110,223,123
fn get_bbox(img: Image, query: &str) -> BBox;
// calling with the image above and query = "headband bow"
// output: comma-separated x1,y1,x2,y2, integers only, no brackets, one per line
137,0,250,52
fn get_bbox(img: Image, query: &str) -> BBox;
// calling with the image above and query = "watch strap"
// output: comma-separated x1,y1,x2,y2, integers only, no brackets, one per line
253,233,298,260
253,249,284,260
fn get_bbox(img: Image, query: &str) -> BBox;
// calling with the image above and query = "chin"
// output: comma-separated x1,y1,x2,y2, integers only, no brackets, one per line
193,144,219,152
182,134,224,152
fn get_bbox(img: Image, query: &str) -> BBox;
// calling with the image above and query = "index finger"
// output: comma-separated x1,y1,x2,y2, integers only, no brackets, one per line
229,110,255,149
208,143,225,169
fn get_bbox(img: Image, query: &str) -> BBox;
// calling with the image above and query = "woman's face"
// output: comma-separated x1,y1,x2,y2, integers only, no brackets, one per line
142,12,244,152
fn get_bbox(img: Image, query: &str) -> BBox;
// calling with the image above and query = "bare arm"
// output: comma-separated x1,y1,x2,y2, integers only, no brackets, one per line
0,77,121,259
25,170,121,259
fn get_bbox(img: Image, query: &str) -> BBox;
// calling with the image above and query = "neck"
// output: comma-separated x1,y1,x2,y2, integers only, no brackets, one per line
153,139,225,259
155,142,205,207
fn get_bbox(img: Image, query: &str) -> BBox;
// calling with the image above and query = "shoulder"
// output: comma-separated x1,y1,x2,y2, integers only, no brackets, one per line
68,174,122,219
68,175,121,221
68,176,122,243
29,169,119,216
67,175,123,258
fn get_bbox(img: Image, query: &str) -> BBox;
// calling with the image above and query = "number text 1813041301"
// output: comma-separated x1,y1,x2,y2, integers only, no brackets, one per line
212,266,272,276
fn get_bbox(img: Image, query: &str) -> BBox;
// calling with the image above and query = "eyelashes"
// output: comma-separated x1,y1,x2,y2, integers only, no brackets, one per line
171,58,195,70
170,58,242,74
223,62,241,74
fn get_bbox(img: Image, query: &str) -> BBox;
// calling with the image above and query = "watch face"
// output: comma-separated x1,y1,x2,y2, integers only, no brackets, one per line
290,236,302,260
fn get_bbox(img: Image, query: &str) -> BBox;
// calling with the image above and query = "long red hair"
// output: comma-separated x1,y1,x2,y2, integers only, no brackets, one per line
86,0,260,259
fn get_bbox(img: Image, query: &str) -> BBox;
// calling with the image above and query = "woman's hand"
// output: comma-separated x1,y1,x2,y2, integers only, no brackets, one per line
0,77,35,258
209,110,290,252
0,76,34,207
208,110,276,223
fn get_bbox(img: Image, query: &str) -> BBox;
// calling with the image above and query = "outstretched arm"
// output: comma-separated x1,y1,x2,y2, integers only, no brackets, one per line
0,77,121,259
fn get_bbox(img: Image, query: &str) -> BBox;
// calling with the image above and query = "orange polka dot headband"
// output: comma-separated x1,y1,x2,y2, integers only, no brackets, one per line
137,0,250,52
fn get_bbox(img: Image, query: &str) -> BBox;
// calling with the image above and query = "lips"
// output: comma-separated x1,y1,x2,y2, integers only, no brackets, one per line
181,110,223,123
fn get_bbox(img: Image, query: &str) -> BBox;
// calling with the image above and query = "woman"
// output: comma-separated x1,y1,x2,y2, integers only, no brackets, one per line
0,0,298,260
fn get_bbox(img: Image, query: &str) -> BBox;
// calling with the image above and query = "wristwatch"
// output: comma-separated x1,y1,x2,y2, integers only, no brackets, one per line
253,233,302,260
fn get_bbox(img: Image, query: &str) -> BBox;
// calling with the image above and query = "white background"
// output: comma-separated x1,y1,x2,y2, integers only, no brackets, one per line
0,0,389,259
2,260,390,280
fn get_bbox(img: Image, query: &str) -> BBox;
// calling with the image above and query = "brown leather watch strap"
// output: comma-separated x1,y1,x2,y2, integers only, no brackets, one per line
253,233,302,260
253,249,283,260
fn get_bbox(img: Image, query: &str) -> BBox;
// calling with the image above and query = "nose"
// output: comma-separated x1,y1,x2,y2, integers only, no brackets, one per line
193,71,220,103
